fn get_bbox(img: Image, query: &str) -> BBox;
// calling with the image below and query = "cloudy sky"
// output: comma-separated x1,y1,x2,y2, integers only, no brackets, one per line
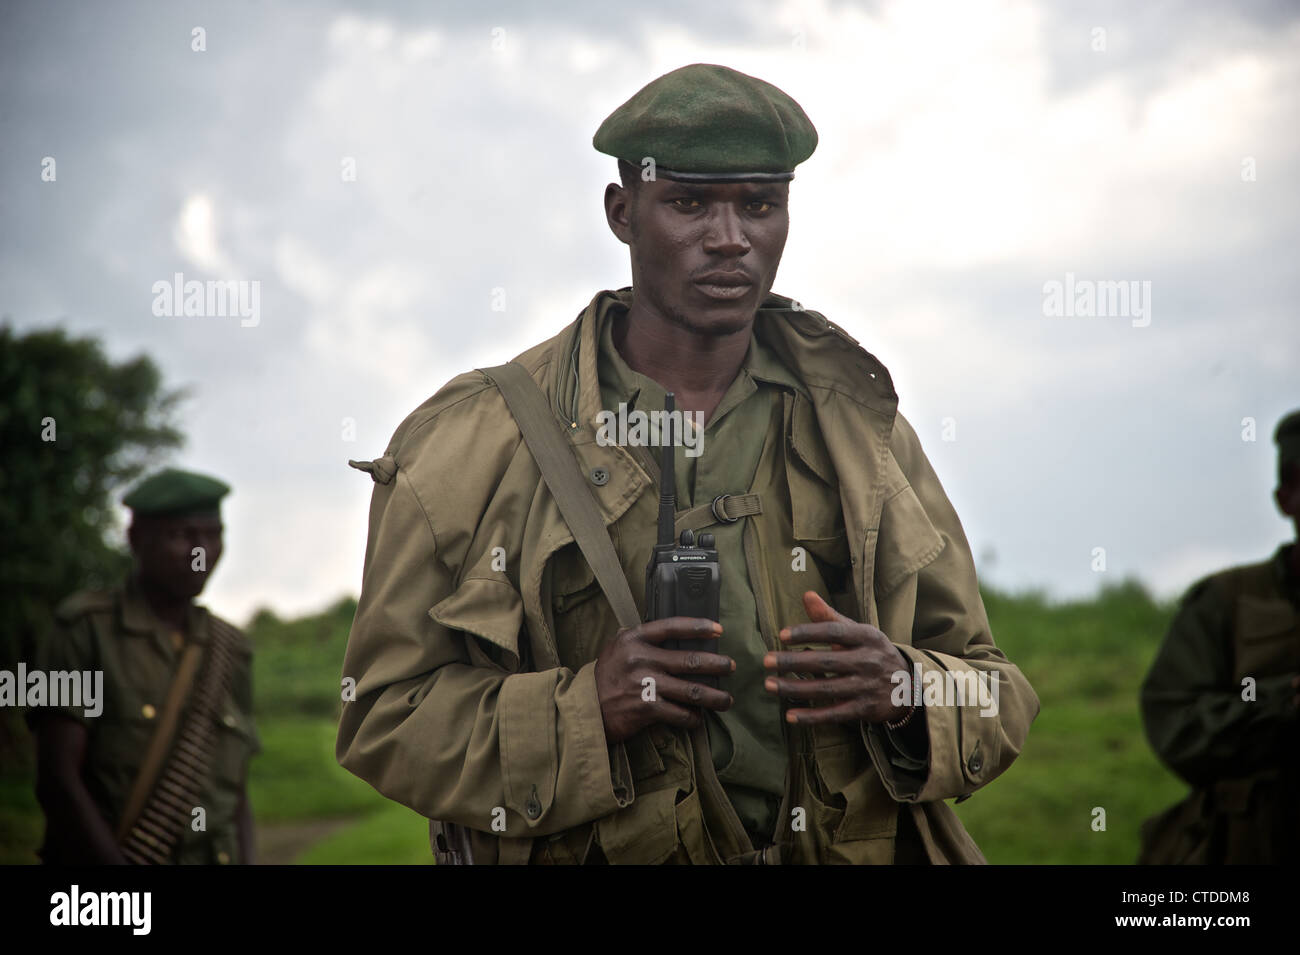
3,0,1297,625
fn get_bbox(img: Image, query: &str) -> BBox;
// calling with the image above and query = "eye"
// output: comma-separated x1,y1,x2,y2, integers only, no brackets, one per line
747,200,775,213
670,197,702,210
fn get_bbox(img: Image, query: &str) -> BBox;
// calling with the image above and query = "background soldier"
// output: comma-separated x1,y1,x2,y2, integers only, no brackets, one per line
27,468,259,864
1139,410,1300,863
338,64,1037,864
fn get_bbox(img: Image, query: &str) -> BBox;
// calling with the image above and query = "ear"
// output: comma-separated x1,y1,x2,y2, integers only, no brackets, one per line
603,182,633,246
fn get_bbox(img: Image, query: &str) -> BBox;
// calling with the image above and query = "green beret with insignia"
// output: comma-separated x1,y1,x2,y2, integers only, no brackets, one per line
593,63,818,182
1275,409,1300,477
122,468,230,517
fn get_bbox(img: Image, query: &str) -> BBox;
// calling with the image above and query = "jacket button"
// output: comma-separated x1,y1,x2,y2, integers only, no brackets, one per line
217,851,231,864
525,787,542,819
141,704,156,719
967,750,983,774
590,467,609,486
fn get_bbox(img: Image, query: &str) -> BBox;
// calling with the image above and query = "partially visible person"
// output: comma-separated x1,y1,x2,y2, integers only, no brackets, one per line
1139,410,1300,863
27,468,259,864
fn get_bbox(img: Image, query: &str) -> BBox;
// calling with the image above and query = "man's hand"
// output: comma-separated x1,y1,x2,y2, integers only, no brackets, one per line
764,591,911,726
595,617,734,744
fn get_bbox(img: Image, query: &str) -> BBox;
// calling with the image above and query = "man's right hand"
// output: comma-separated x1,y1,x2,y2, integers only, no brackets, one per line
594,617,734,744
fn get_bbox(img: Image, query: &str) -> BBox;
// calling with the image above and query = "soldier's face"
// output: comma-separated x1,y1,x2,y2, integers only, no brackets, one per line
608,176,790,335
130,513,224,600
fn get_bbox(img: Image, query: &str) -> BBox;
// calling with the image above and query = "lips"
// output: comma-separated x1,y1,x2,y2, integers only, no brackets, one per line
693,270,754,300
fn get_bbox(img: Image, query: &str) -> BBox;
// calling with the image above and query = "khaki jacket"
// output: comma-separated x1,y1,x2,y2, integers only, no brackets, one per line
337,288,1038,863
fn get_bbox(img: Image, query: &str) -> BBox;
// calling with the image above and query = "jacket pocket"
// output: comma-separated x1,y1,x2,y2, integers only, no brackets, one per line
1232,596,1300,682
813,737,899,841
873,484,945,600
594,785,681,864
430,576,525,672
550,544,619,668
212,707,258,791
593,783,719,865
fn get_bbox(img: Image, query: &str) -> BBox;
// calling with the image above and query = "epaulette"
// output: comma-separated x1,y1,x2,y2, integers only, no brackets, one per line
1180,559,1275,608
53,589,115,624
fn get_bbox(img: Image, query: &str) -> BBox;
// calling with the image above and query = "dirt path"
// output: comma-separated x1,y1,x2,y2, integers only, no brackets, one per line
256,818,355,865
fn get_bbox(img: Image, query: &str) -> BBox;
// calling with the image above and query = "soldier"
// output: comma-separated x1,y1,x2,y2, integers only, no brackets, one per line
27,467,259,864
338,64,1038,864
1139,411,1300,863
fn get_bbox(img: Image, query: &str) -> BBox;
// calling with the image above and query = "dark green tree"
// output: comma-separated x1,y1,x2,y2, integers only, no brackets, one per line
0,323,186,667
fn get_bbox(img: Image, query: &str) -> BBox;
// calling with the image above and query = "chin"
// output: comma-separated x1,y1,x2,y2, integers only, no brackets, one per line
179,576,210,599
668,304,755,338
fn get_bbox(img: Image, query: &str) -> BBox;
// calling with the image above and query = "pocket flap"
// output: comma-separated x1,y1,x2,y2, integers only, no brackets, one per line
595,785,680,865
875,485,945,598
429,576,524,668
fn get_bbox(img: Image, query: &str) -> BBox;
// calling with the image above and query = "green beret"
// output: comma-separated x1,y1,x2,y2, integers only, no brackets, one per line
593,63,818,182
1275,409,1300,473
122,468,230,517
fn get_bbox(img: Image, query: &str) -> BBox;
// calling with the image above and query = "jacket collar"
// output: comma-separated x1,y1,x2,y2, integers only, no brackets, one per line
552,287,898,422
119,575,209,647
545,287,903,625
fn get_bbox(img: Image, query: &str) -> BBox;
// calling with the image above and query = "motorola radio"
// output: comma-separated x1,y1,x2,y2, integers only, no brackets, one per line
643,392,722,688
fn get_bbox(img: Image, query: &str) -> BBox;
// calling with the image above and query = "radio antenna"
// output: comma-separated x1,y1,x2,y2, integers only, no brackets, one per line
657,392,676,548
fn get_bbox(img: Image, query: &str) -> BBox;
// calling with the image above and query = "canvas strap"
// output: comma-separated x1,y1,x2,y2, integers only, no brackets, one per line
482,362,641,630
117,617,240,864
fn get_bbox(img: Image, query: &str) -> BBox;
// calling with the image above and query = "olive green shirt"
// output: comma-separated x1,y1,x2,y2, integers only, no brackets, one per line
594,305,928,845
27,578,260,864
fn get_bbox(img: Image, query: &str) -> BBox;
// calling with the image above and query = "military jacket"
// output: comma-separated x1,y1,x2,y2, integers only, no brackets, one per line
28,579,260,864
1140,545,1300,863
337,287,1039,864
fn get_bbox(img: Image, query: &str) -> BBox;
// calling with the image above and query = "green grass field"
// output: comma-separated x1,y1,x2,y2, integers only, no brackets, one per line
0,581,1191,864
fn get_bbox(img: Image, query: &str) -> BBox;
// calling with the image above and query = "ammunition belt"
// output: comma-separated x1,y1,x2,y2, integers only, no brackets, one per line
120,618,239,865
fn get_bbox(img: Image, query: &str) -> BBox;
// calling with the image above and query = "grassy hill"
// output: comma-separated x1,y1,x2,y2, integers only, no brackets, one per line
0,581,1190,864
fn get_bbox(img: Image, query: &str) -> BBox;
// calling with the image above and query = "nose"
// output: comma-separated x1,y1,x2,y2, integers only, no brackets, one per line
702,203,750,258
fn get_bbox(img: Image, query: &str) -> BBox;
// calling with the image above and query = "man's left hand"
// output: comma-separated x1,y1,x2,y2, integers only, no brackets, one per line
763,591,911,726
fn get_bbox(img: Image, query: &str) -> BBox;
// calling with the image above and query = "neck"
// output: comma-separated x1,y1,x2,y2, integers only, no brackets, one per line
133,572,191,632
613,303,752,424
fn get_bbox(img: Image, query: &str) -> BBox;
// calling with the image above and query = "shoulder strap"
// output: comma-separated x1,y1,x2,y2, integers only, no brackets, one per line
116,640,205,843
118,619,241,863
481,361,640,630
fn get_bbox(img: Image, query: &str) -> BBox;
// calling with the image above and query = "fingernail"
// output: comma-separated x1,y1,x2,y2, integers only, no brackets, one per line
730,660,736,672
778,628,790,639
764,678,777,692
763,654,775,668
